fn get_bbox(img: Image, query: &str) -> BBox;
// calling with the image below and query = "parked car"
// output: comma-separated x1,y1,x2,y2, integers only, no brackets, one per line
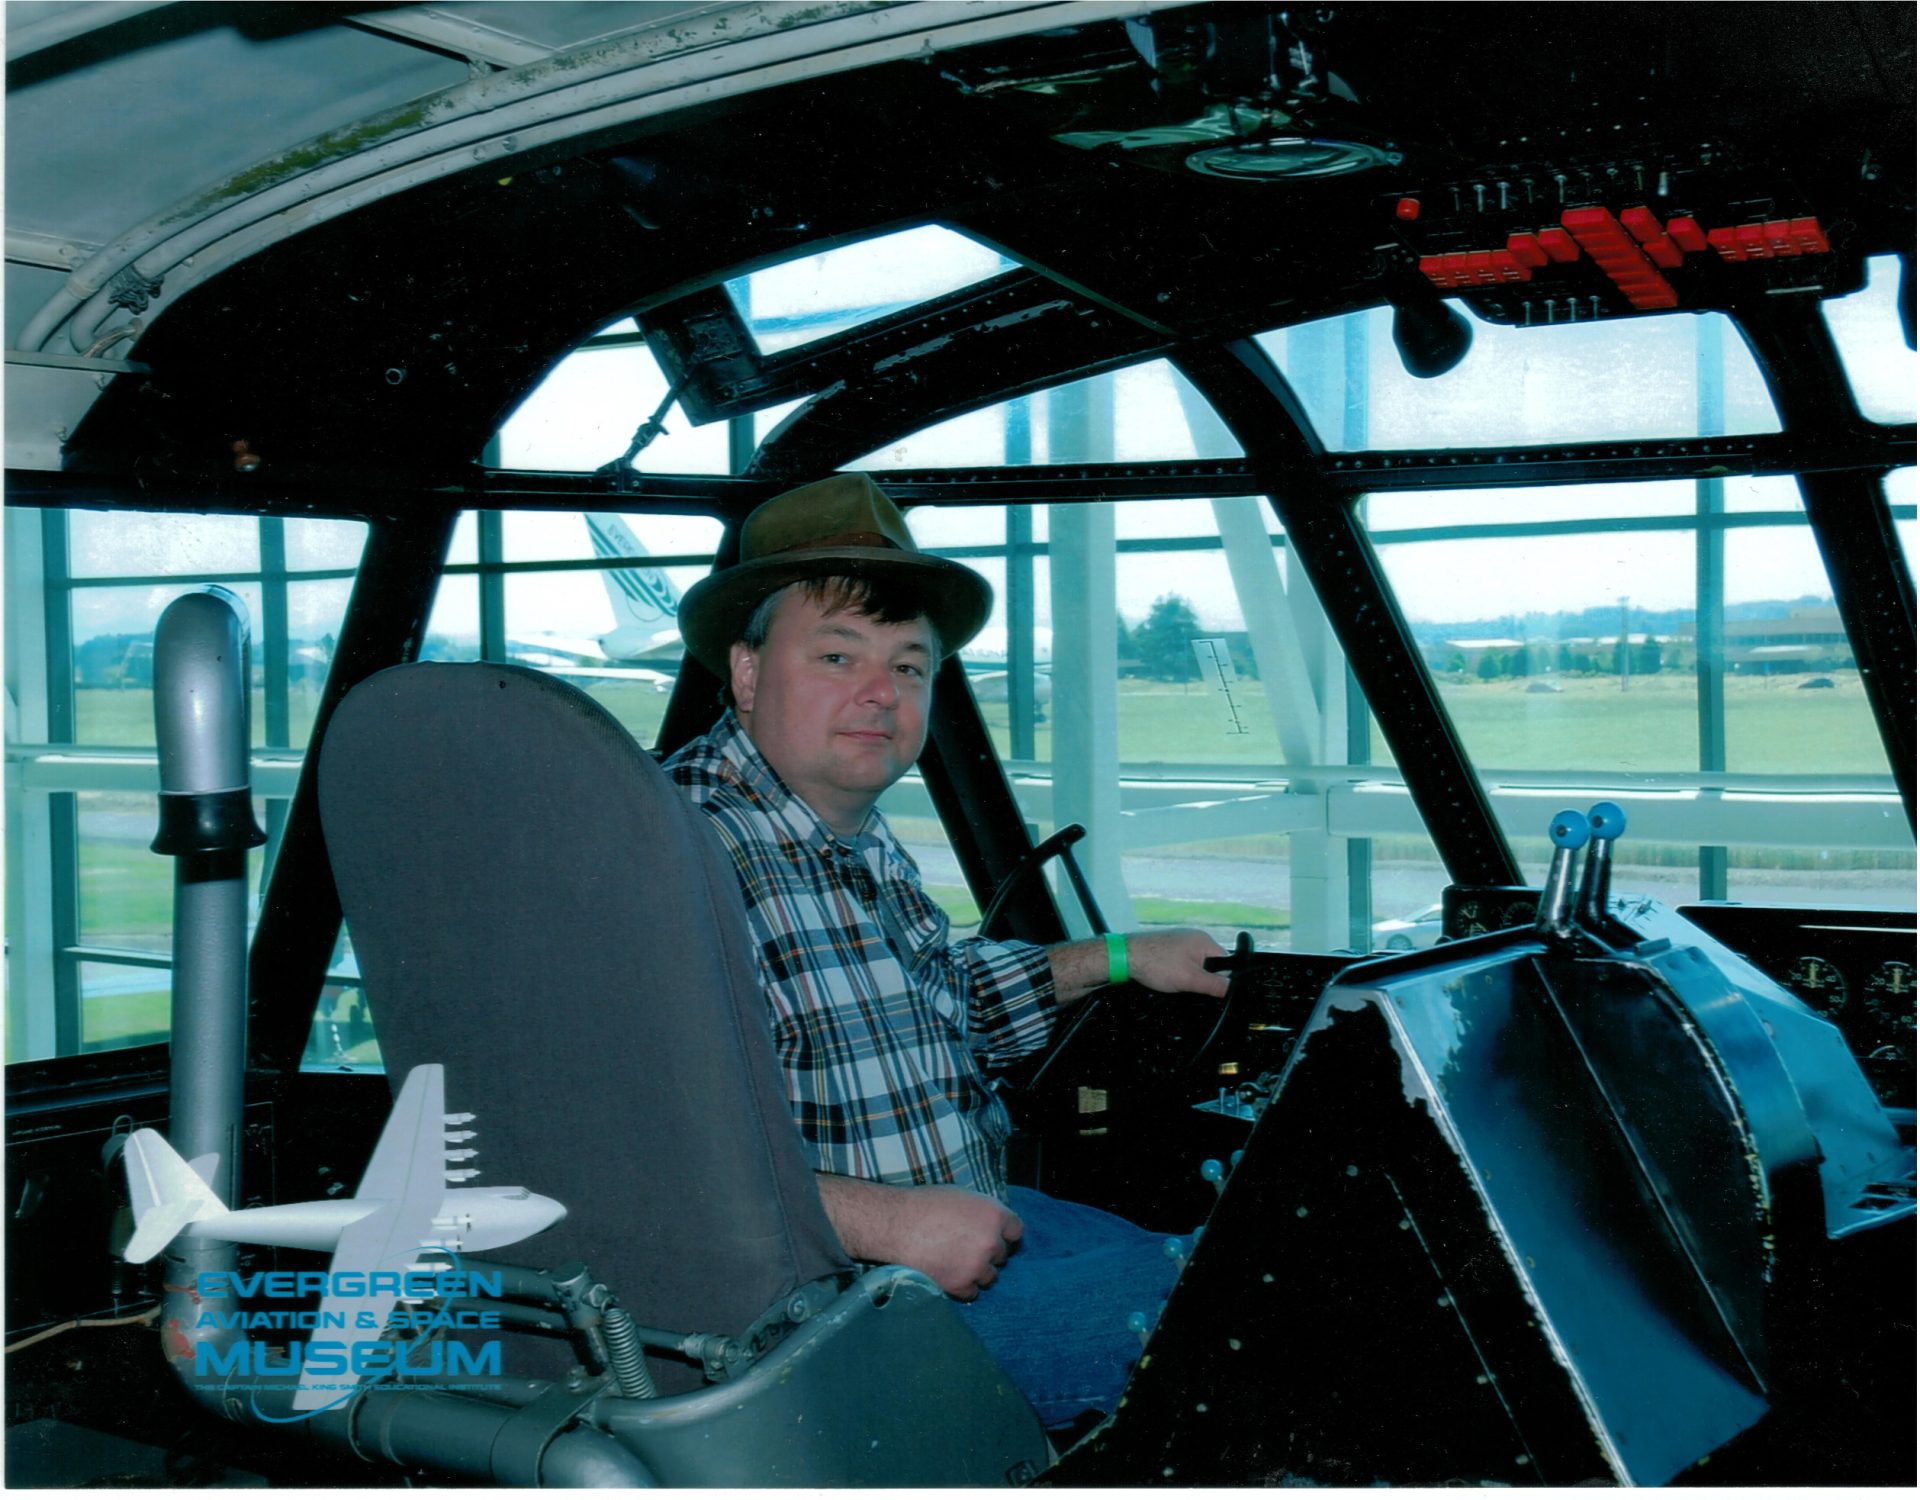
1371,902,1445,950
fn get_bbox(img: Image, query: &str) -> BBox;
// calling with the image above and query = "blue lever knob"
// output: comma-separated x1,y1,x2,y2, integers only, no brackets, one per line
1587,800,1626,840
1548,809,1590,850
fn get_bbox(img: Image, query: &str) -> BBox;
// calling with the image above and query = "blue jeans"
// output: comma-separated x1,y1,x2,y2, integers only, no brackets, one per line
954,1187,1181,1429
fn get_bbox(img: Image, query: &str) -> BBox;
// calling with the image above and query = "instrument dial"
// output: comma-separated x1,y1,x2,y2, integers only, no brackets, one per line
1864,961,1916,1053
1784,956,1848,1014
1500,898,1541,930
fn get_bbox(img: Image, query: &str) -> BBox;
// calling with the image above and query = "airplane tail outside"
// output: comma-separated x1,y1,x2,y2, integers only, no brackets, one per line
585,513,680,635
123,1129,227,1263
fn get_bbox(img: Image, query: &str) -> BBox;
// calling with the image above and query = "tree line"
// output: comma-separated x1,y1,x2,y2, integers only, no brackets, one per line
1449,639,1667,680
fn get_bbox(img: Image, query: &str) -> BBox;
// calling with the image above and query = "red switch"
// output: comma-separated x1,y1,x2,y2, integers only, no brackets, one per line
1620,205,1664,243
1644,236,1683,268
1666,216,1708,253
1396,197,1421,222
1788,216,1830,253
1536,227,1580,262
1708,227,1746,262
1561,206,1679,310
1507,232,1548,268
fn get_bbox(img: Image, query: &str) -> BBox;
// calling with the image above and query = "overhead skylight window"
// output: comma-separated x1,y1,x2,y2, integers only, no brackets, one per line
724,225,1018,355
1822,255,1915,425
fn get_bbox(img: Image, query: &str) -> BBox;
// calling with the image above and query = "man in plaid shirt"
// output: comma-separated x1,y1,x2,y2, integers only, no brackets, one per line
667,473,1228,1428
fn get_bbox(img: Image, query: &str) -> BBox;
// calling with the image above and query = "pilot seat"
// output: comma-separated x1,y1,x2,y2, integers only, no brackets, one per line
317,661,1049,1486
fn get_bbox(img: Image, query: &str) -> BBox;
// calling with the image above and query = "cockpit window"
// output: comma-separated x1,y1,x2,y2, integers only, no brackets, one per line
1258,305,1781,451
852,359,1244,469
1822,255,1916,425
1365,479,1912,910
11,513,367,1063
903,496,1364,953
496,326,729,474
724,225,1017,355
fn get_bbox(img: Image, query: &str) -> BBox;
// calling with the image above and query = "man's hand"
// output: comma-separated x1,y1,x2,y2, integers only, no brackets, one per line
1126,928,1232,997
814,1176,1023,1301
1047,926,1230,1007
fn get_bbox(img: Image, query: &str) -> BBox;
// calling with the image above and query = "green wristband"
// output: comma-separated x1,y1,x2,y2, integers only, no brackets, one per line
1105,931,1130,986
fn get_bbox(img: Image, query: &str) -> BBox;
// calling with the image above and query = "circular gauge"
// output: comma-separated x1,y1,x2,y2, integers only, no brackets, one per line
1784,956,1848,1014
1500,898,1542,930
1864,961,1916,1047
1451,899,1486,937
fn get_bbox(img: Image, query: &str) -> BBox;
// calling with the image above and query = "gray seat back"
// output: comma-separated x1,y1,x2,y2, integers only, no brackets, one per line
318,662,850,1392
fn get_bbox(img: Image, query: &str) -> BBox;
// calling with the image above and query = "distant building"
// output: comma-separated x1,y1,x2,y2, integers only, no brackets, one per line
1441,638,1525,672
1671,606,1852,673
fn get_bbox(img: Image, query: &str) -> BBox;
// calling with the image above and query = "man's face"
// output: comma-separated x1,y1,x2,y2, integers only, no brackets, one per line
730,588,935,837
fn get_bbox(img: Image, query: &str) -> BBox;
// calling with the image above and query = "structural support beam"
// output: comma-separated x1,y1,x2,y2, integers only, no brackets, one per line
344,8,553,68
4,1,174,61
1177,338,1521,889
1049,498,1132,935
1733,300,1916,829
5,508,59,1061
1695,316,1730,901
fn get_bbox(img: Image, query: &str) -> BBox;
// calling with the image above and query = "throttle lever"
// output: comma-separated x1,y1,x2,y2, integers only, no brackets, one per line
1575,801,1627,931
1534,808,1590,943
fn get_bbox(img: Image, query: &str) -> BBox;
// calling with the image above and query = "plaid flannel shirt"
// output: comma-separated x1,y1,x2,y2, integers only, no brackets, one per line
666,712,1057,1199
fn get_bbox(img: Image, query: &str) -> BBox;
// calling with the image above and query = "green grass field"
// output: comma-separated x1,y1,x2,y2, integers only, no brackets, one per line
75,687,327,750
969,669,1894,777
69,667,1891,774
75,983,382,1063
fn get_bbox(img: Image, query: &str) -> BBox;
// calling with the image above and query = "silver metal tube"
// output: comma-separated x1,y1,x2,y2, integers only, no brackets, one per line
1534,809,1591,942
153,588,262,1203
159,1239,245,1419
1575,801,1627,932
1575,838,1615,930
151,588,266,1412
153,588,254,799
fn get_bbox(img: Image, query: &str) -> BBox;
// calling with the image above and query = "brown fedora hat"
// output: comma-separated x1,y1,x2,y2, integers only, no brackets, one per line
678,473,991,676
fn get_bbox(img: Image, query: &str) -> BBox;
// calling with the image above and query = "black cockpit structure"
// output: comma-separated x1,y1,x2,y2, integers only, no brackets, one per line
5,2,1914,1487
